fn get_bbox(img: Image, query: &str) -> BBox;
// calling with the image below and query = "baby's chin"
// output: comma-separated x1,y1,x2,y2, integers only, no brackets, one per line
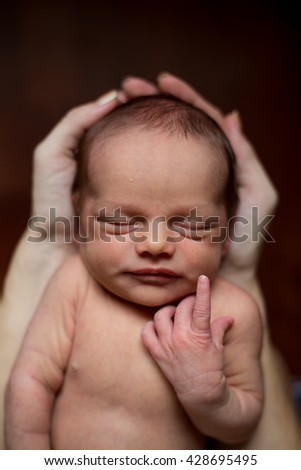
117,288,191,309
97,278,191,308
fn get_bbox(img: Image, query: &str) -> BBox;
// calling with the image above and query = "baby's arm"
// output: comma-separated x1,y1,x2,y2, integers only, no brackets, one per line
142,275,263,445
5,257,79,449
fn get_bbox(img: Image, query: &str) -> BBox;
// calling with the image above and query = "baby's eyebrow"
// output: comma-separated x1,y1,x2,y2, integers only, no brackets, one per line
94,203,223,220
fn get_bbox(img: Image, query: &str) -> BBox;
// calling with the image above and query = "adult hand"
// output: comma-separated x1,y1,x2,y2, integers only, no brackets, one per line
32,89,121,219
2,88,123,315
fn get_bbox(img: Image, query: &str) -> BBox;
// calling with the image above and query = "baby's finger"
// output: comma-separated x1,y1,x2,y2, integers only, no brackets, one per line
141,321,161,357
211,316,234,350
173,295,195,332
121,76,158,98
157,72,223,126
34,90,120,160
190,275,212,338
153,305,175,342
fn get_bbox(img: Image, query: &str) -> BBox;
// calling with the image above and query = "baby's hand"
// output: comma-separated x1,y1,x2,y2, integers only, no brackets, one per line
142,276,233,407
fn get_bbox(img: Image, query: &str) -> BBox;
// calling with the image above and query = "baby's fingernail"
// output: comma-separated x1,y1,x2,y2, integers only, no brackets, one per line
199,275,209,285
96,89,118,106
231,109,243,132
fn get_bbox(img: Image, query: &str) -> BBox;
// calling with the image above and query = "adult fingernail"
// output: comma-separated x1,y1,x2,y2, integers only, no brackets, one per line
117,90,128,104
121,75,136,86
158,71,172,79
96,89,118,106
232,109,243,132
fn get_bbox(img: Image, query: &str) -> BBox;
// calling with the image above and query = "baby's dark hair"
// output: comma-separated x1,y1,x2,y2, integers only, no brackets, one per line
75,95,238,216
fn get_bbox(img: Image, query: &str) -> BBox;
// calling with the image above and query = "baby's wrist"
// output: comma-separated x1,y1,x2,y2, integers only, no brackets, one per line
176,378,229,415
177,385,234,438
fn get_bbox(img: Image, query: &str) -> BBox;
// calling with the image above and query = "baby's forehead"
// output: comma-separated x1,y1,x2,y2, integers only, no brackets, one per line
87,126,224,172
85,128,228,209
86,131,224,203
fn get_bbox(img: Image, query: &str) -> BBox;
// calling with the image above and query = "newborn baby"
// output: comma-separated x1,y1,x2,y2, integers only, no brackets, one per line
5,96,263,449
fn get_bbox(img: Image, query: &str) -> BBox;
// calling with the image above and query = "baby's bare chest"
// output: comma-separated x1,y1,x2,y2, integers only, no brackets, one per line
63,290,177,413
52,288,204,449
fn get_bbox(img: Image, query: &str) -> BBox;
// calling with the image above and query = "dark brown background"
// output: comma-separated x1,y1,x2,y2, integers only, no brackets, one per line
0,1,300,374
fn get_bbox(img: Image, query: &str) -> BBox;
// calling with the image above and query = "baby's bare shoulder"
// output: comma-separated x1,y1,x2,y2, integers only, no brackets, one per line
211,277,261,332
46,252,90,304
51,252,87,282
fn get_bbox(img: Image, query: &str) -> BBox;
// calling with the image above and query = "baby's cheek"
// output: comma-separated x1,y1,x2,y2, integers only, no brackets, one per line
79,241,106,277
189,241,224,281
205,245,224,279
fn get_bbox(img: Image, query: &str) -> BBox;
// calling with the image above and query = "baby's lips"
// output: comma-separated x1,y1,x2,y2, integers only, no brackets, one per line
131,268,180,277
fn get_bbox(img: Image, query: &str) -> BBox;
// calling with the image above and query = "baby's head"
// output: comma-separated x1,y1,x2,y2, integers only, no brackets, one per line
75,95,237,215
74,95,237,307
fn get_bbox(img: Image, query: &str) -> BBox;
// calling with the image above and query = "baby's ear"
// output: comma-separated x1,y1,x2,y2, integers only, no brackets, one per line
71,190,82,247
72,190,80,215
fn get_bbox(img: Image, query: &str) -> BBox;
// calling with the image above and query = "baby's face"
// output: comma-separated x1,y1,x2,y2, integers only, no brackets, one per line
78,128,228,307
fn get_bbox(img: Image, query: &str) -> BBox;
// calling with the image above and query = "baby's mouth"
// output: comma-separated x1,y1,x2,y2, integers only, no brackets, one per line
129,268,181,284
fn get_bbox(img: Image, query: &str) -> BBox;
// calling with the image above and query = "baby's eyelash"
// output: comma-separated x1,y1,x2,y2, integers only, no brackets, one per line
96,216,129,224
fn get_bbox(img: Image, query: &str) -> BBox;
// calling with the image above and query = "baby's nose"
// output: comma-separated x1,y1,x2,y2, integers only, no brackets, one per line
135,220,175,257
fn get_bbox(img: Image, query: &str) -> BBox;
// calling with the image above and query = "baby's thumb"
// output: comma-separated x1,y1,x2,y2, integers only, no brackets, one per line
211,316,234,350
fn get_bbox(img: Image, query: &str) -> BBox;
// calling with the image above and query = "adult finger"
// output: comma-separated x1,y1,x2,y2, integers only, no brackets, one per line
34,89,121,161
191,275,212,337
121,76,158,99
223,112,278,210
157,72,223,126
